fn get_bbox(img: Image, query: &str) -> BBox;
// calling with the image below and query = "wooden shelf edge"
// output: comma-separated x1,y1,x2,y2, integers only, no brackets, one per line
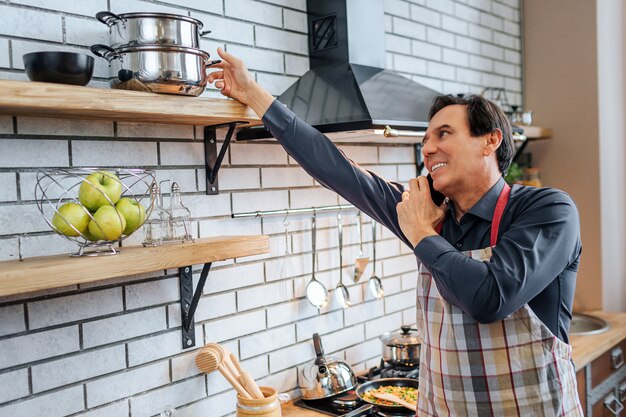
0,235,269,297
0,80,262,126
519,125,552,140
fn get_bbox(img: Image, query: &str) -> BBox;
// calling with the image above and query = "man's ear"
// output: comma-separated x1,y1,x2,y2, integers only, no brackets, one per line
484,129,503,156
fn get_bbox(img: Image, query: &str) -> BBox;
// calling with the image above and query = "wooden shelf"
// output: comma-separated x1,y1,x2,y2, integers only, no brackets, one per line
519,125,552,140
0,235,269,297
0,80,262,126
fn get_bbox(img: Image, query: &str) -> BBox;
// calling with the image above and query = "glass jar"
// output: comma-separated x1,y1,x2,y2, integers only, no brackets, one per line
522,167,542,187
236,386,281,417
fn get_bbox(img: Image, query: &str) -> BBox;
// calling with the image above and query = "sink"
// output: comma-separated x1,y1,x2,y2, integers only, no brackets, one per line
569,313,610,336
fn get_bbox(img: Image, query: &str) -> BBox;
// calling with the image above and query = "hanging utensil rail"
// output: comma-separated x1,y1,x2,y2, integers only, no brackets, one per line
232,204,357,219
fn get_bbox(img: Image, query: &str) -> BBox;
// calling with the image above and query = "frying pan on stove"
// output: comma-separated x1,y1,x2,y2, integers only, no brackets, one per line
341,378,419,416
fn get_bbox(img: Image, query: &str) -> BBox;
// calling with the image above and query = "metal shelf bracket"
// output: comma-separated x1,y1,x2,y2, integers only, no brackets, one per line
179,262,212,349
204,121,248,195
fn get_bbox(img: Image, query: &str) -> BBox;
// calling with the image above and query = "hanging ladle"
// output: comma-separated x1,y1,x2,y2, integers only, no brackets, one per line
305,212,329,309
335,213,351,308
353,211,369,282
367,220,384,299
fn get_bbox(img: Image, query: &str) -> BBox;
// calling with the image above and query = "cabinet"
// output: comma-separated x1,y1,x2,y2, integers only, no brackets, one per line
578,338,626,416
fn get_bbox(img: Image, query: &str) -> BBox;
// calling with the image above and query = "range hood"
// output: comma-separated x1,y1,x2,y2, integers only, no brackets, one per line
236,0,441,141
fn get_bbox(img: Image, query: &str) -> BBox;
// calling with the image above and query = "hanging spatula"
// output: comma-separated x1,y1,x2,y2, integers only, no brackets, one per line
353,211,369,282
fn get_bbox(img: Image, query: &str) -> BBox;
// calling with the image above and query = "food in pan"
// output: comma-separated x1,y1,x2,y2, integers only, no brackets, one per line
362,385,418,406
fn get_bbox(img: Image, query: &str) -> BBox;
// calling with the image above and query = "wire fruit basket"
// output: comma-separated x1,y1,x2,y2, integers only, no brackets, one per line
34,168,156,257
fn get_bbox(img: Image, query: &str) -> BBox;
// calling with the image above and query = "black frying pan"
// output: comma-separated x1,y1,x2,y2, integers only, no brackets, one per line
356,378,418,415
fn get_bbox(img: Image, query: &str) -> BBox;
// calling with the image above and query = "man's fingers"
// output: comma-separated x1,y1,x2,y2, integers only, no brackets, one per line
217,47,240,65
207,70,224,83
214,80,225,89
416,176,429,193
402,191,410,201
408,178,420,192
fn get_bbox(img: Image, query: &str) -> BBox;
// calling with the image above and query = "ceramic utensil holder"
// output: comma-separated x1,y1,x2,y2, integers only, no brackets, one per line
236,386,281,417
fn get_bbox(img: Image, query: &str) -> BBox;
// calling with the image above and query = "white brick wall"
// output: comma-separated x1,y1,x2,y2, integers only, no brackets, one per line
0,0,522,415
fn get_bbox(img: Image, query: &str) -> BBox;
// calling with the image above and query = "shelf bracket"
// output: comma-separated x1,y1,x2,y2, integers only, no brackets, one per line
179,262,212,349
204,121,248,195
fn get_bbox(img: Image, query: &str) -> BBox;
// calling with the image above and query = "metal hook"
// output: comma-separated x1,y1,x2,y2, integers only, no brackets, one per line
282,210,290,227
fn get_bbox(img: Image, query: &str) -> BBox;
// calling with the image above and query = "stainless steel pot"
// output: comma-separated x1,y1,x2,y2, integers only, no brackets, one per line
90,44,218,96
96,11,210,49
300,333,357,400
380,326,421,367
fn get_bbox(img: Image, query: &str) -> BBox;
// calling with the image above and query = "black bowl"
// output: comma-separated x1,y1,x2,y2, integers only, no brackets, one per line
23,51,94,86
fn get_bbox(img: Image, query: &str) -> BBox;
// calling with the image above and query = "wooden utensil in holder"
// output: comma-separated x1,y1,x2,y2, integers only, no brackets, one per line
196,343,265,400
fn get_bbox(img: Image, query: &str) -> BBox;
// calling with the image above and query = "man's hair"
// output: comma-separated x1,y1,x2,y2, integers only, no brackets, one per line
428,94,514,174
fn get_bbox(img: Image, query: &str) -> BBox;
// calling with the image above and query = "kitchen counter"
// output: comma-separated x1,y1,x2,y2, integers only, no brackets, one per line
281,311,626,417
569,310,626,371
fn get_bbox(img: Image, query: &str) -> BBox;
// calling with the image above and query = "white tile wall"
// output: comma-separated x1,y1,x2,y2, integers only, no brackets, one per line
0,0,522,415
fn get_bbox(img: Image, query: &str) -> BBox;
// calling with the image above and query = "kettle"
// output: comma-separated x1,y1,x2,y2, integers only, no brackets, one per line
300,333,357,400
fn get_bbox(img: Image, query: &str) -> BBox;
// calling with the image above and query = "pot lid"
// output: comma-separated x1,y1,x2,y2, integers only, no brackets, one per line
379,325,421,346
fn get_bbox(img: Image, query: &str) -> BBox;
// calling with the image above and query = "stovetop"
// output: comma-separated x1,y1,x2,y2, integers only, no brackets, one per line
295,360,418,416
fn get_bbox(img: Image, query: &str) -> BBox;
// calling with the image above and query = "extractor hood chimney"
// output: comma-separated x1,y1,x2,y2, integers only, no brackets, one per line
236,0,441,141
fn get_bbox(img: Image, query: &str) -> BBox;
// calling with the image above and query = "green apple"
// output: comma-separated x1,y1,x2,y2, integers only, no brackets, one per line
88,205,127,241
115,197,147,235
78,171,123,211
51,202,91,237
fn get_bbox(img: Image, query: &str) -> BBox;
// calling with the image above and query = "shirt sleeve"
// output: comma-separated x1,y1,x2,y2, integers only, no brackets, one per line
262,99,412,246
414,188,582,324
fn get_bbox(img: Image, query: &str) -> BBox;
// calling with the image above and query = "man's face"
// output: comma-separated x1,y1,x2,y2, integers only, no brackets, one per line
422,104,489,197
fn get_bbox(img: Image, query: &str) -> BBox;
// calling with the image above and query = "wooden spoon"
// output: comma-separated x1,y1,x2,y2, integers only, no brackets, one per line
371,392,416,411
195,347,252,399
230,353,264,399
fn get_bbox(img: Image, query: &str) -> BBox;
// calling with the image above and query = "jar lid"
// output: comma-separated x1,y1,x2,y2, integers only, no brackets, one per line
379,325,421,346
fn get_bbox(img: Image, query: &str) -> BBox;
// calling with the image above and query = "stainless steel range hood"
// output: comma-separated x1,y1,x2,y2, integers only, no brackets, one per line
236,0,441,141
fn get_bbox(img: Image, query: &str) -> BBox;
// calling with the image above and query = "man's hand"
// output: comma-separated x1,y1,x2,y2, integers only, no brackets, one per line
207,48,274,117
396,176,447,248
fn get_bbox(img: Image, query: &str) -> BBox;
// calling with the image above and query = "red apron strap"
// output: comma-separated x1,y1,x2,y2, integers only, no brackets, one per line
490,183,511,247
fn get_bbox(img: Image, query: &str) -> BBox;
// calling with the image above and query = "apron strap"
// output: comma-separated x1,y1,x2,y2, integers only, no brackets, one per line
490,182,511,247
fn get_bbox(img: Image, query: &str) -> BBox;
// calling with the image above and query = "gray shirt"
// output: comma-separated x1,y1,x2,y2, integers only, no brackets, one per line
263,99,581,344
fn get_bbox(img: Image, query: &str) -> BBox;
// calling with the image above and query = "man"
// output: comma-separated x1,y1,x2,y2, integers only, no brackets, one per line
208,48,583,416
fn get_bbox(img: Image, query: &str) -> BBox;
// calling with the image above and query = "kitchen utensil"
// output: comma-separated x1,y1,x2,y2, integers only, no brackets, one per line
367,220,384,299
277,215,294,300
380,326,421,367
90,44,219,96
195,346,252,399
230,353,264,399
355,378,419,413
204,343,240,379
305,213,329,309
23,51,94,86
300,333,357,400
371,392,416,411
353,211,369,282
34,168,155,257
236,386,281,417
96,11,211,49
335,213,351,308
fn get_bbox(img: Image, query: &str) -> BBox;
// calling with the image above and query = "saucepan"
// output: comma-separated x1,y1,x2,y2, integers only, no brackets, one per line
90,44,219,96
341,378,419,417
95,11,211,49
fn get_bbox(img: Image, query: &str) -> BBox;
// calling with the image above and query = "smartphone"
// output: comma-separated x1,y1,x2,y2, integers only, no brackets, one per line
427,174,446,206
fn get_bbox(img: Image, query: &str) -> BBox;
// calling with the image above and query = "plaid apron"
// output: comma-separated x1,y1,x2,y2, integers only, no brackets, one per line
415,184,583,416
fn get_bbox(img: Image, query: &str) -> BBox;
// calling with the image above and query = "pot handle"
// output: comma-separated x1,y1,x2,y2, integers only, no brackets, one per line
96,11,123,27
313,333,325,365
401,325,418,334
90,44,121,63
199,29,212,36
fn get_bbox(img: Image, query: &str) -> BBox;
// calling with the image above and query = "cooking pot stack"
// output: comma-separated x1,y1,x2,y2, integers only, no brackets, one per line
90,11,216,96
